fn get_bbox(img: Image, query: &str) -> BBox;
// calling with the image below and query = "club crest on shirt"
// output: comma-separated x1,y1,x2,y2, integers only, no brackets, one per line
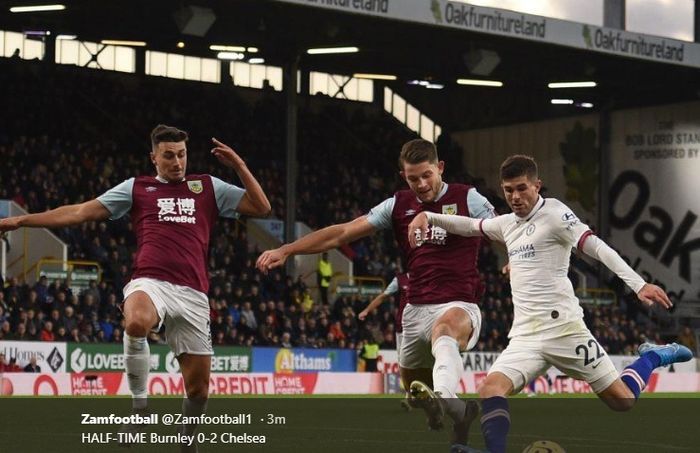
442,203,457,215
187,180,203,194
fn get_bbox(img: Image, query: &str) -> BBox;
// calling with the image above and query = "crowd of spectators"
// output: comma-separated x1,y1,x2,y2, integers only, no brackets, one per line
0,58,679,359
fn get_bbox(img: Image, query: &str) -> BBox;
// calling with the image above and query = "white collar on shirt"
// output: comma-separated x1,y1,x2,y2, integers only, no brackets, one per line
417,182,448,203
155,175,185,184
515,195,545,223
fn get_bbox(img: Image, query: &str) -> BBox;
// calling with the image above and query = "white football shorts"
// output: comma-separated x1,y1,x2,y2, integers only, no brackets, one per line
123,277,213,356
400,301,482,369
488,320,618,393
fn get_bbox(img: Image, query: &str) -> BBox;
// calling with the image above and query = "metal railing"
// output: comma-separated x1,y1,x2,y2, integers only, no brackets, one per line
35,259,102,293
332,275,386,298
576,287,617,305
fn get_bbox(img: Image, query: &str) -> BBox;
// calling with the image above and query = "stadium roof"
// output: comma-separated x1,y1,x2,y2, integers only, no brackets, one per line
2,0,699,130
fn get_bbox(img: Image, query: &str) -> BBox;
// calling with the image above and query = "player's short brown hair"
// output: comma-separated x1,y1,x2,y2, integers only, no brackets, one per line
399,139,438,169
150,124,188,149
500,155,538,181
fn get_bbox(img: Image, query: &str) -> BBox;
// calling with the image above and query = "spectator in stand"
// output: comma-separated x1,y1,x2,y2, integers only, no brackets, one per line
280,332,293,348
0,320,11,340
55,325,68,341
49,308,62,330
328,320,346,342
317,252,333,305
677,326,697,353
214,331,226,346
39,321,55,341
25,323,38,340
359,335,380,372
69,327,81,343
99,314,115,341
19,289,38,312
240,301,257,331
3,277,20,304
0,352,22,373
24,356,41,372
99,293,120,320
78,324,95,343
9,323,28,341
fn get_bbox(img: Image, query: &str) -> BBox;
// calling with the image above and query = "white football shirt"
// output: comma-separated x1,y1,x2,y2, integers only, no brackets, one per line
479,197,591,338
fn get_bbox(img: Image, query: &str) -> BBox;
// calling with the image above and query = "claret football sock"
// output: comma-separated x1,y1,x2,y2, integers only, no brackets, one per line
480,396,510,453
124,333,150,409
432,335,467,421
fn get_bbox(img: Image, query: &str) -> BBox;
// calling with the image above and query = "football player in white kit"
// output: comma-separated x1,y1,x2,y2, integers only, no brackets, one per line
408,155,693,453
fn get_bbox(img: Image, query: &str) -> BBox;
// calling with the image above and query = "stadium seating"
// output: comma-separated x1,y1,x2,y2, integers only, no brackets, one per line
0,58,670,354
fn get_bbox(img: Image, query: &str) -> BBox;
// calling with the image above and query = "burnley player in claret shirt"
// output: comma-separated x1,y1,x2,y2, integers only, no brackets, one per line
257,139,494,451
0,124,271,452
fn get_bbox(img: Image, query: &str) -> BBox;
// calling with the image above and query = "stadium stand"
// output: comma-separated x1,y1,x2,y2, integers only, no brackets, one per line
0,58,670,355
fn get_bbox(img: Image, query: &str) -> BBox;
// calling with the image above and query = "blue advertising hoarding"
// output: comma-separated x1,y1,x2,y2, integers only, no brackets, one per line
252,347,356,372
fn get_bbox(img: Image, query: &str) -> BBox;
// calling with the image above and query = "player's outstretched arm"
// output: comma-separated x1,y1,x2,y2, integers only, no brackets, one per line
210,137,271,218
580,234,673,309
407,211,481,247
359,293,388,321
426,212,482,235
0,199,110,232
256,216,376,273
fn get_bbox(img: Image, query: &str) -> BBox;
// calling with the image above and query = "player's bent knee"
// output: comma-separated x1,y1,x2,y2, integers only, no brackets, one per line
123,293,158,335
124,321,149,337
478,382,507,399
478,372,513,399
123,309,157,337
124,315,153,337
431,321,471,349
431,322,454,340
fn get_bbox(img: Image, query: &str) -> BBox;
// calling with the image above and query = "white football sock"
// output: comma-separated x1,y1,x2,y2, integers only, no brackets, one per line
432,335,466,422
124,333,150,409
